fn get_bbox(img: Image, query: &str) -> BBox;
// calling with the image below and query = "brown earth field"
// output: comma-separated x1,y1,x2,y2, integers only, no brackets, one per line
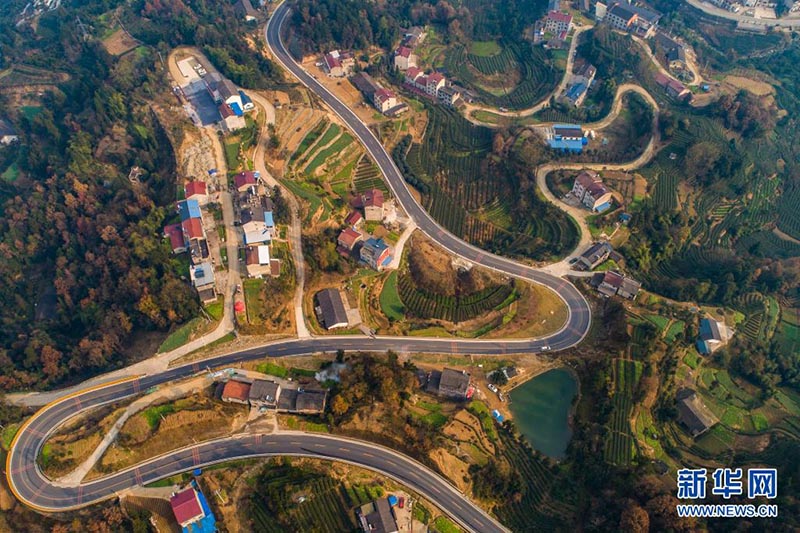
102,28,141,56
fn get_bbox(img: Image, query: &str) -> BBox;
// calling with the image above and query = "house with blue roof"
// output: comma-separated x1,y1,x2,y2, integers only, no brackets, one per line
360,238,392,270
696,318,730,355
178,198,202,222
548,123,587,153
564,82,588,107
239,90,255,111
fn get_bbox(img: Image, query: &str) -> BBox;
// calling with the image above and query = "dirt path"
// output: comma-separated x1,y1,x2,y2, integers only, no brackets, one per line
248,91,311,339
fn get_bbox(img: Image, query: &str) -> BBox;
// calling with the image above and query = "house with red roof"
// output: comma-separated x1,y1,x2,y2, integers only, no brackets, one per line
545,11,573,34
425,72,445,96
361,189,385,221
394,46,418,71
345,210,363,227
323,50,354,77
221,380,251,404
405,67,423,84
164,223,187,254
170,483,216,533
184,181,208,205
181,218,205,241
338,227,363,251
234,171,258,193
373,88,398,114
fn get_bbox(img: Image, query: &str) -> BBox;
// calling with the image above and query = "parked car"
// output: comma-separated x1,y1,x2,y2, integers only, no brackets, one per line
488,384,498,393
398,497,405,508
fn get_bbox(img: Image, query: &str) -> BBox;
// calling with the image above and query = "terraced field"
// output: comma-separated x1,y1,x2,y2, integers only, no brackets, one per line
604,358,643,466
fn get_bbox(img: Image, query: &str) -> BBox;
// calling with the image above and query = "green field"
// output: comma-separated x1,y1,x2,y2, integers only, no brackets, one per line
469,40,502,57
433,516,462,533
379,272,405,321
157,317,205,353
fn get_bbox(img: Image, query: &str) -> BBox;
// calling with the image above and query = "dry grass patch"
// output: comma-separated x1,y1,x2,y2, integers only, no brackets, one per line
102,29,141,56
724,75,774,96
90,393,247,478
41,404,127,479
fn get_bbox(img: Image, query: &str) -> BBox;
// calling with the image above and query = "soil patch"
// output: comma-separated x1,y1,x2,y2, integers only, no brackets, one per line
102,29,141,56
724,75,774,96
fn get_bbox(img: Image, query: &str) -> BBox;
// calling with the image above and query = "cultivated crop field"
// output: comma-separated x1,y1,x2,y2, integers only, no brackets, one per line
444,42,559,110
604,358,643,466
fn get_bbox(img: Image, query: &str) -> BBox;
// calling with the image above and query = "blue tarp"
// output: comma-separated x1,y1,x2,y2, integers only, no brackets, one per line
696,339,710,355
492,409,504,422
230,102,244,116
178,199,202,221
595,202,612,213
264,211,274,227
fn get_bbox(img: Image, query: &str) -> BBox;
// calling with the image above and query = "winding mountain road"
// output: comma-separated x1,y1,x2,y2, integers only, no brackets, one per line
5,5,612,531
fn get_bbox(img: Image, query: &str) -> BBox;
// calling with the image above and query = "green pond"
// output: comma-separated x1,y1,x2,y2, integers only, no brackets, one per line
508,368,578,459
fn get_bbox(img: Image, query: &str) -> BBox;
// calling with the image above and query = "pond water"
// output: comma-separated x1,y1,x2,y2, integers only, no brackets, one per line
508,368,578,459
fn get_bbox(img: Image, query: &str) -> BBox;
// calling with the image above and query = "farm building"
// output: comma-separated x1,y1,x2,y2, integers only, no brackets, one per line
345,210,363,227
576,241,612,271
351,72,381,100
696,318,731,354
425,368,474,400
357,498,399,533
315,288,349,330
676,389,718,437
170,483,217,533
221,379,251,404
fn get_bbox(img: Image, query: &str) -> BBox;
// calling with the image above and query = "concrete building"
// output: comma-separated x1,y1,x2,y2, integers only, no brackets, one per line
245,245,273,278
184,181,208,205
394,46,417,71
425,72,445,96
324,50,354,78
604,4,638,31
249,379,281,409
361,188,385,221
315,288,349,330
544,11,573,34
170,484,216,532
373,88,398,114
190,262,217,303
360,238,391,271
357,498,399,533
338,227,363,251
221,379,251,404
576,241,612,271
425,368,473,400
437,85,461,107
